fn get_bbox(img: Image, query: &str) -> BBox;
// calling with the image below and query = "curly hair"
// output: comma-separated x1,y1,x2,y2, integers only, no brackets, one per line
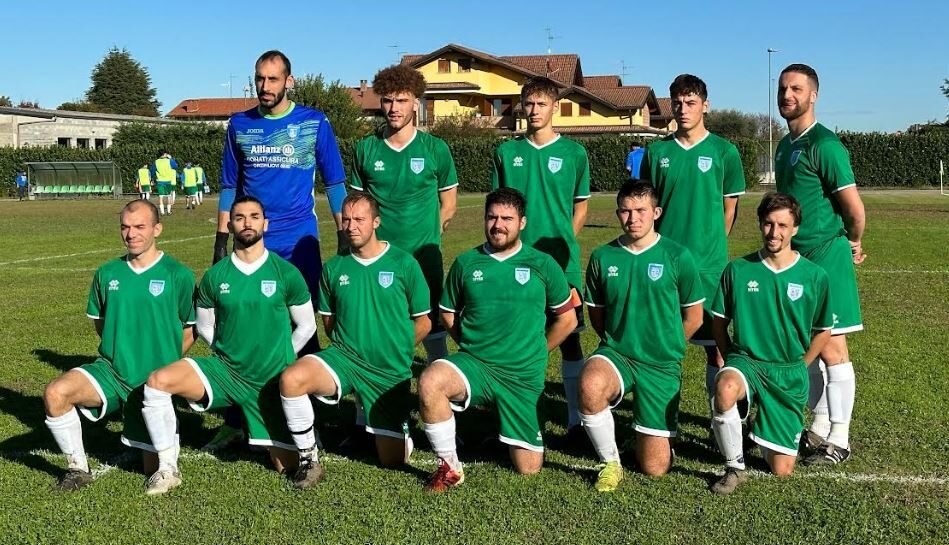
372,64,427,98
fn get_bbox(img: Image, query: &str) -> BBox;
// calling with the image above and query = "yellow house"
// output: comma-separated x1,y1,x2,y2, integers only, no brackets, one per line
401,44,666,136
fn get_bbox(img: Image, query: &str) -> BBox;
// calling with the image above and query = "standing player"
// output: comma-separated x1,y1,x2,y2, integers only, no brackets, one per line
208,50,348,450
640,74,746,400
419,188,577,492
350,64,457,364
625,143,644,180
709,193,833,494
194,164,205,206
278,192,431,487
136,164,152,200
775,63,866,465
182,162,198,210
491,77,590,445
579,181,704,491
141,196,317,495
42,199,195,490
151,150,178,216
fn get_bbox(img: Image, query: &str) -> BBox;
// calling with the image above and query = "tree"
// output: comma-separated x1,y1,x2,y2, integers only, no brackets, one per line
85,47,160,116
706,108,785,140
289,74,370,140
0,96,12,107
17,100,40,109
57,101,103,113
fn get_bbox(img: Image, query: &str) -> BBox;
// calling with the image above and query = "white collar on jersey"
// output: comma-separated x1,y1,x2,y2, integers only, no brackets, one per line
483,240,523,262
383,129,418,153
619,234,661,256
352,241,391,266
789,121,819,144
673,130,710,151
525,133,561,150
230,249,270,276
125,251,164,275
758,250,801,274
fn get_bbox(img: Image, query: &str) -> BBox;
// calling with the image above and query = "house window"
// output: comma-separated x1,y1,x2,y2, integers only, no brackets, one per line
493,98,512,116
579,102,591,116
95,138,108,149
458,59,472,72
438,59,450,73
560,102,573,117
77,138,90,149
57,137,71,147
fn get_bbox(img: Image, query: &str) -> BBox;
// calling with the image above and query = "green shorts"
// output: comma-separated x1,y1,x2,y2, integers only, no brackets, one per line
185,186,198,196
800,236,863,335
140,184,151,192
186,356,292,450
690,270,720,347
438,352,545,452
305,347,411,439
588,346,681,437
75,359,153,451
156,182,172,196
718,353,808,455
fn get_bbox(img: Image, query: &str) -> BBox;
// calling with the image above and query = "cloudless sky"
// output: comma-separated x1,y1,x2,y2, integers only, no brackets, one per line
2,0,946,132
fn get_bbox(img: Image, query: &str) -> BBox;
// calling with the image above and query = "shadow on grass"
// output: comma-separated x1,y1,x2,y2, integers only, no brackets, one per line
32,348,90,373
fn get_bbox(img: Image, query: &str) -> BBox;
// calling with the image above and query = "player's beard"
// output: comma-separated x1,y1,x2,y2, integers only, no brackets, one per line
487,229,518,252
235,229,263,248
779,101,809,121
258,88,286,108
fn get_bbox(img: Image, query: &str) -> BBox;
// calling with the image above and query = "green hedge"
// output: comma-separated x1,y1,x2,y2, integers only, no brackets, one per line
839,131,949,187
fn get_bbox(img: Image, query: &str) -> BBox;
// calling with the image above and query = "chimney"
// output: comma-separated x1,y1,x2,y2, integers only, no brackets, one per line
359,80,368,96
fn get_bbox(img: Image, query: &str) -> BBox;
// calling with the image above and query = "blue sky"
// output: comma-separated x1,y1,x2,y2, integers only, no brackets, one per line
2,0,946,132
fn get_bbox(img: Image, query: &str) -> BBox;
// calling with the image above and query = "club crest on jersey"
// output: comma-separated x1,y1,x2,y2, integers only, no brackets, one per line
410,158,425,174
261,280,277,298
647,263,664,281
787,283,804,301
149,280,165,296
790,150,802,166
378,271,394,288
287,124,299,139
548,157,563,173
515,268,531,285
697,156,713,173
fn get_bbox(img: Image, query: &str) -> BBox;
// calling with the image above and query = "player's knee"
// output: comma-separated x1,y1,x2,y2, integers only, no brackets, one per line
43,379,71,413
515,459,543,475
418,365,450,402
279,363,308,396
640,458,670,477
578,367,612,409
714,376,741,411
145,368,173,392
771,462,795,477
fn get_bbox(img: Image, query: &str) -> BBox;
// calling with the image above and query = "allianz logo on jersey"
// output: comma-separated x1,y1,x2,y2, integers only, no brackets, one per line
607,265,619,277
108,279,120,291
747,280,759,293
374,160,385,172
219,282,230,294
250,144,295,157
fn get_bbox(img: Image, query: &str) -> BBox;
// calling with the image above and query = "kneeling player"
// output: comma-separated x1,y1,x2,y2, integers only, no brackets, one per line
141,196,317,495
43,200,195,490
279,192,431,488
709,193,833,494
418,188,577,491
579,181,704,491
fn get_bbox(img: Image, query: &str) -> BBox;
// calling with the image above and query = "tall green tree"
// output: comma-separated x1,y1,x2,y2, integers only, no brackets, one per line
289,74,370,140
85,47,160,116
0,96,11,107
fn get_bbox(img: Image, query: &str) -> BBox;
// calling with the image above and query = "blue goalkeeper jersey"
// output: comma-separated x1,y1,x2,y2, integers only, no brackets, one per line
221,101,346,257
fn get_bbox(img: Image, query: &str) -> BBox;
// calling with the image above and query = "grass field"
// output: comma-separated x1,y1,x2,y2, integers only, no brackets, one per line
1,191,947,544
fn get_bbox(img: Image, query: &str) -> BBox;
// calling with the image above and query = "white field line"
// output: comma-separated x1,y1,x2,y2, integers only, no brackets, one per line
12,448,948,487
860,270,948,274
0,235,215,266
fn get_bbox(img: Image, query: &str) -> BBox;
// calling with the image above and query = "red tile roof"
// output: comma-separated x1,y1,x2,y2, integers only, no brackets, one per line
167,98,258,118
347,84,381,112
656,97,673,119
554,124,666,135
586,86,653,109
500,54,581,86
427,82,481,90
583,75,622,89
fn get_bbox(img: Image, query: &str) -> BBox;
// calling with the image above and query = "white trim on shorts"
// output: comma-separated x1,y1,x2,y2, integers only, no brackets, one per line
748,433,798,456
365,426,408,440
633,424,676,438
432,358,472,412
714,366,752,420
302,354,343,405
499,435,544,453
121,436,158,453
248,438,296,451
831,324,864,336
184,358,214,412
586,354,625,410
73,367,107,422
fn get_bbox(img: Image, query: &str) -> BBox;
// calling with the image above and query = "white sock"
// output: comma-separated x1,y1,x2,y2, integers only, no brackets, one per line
562,359,583,429
159,203,165,214
142,385,179,471
712,405,745,470
422,336,449,364
45,408,89,472
826,362,855,449
281,394,317,453
424,417,460,471
807,359,830,438
354,396,366,427
705,365,719,413
579,408,619,463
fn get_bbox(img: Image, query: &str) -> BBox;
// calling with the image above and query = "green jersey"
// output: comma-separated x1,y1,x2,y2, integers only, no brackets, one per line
711,252,833,364
441,243,572,388
775,122,855,252
641,132,746,276
585,235,704,366
491,135,591,288
196,251,311,386
350,130,458,257
318,243,431,381
86,253,196,387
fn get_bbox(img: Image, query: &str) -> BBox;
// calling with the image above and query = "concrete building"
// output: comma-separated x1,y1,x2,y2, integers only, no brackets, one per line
0,106,179,148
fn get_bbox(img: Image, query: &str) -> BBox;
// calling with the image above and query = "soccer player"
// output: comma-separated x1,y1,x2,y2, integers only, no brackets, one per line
775,63,866,465
194,164,205,205
182,162,198,210
42,199,195,490
350,64,457,364
141,196,317,495
491,76,590,445
151,150,178,216
579,181,704,491
419,188,577,492
16,168,29,201
278,192,431,487
136,164,152,200
640,74,746,400
708,193,833,494
208,49,348,450
625,143,644,180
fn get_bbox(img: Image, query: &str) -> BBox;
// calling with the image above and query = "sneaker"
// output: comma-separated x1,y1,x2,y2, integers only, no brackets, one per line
424,459,464,492
55,469,93,491
711,467,748,495
803,443,851,466
290,454,325,489
201,425,246,452
799,430,826,453
594,461,624,492
144,469,182,496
